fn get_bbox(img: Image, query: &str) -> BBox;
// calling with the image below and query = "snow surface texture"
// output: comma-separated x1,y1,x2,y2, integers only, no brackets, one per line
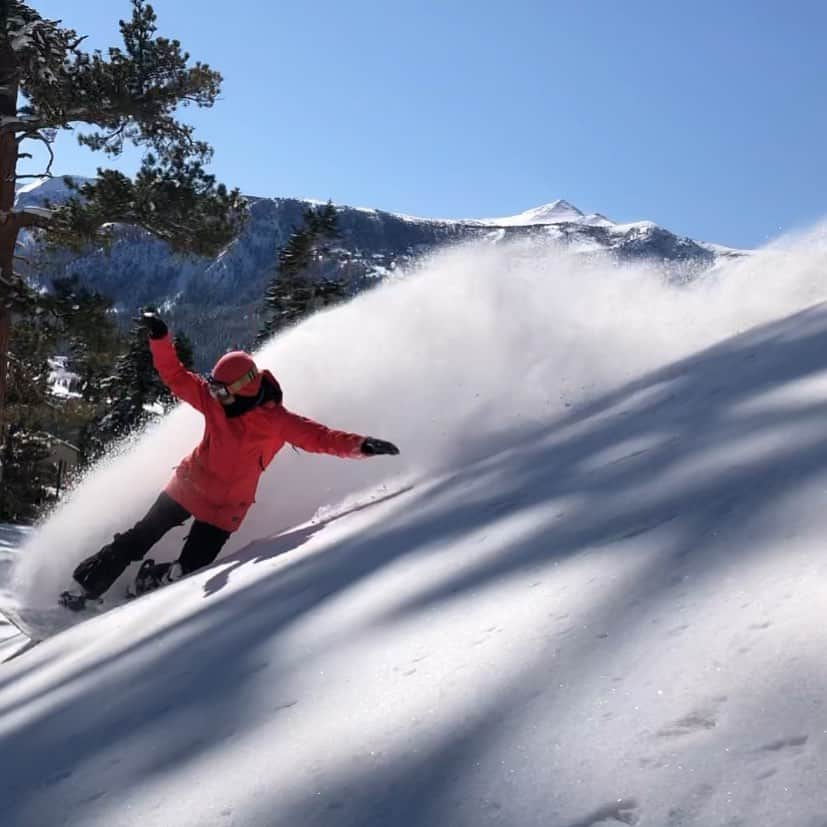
5,229,827,824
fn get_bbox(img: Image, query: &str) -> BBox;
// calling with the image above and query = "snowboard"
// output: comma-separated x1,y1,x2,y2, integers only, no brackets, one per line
0,482,416,644
0,598,104,643
0,570,164,643
1,558,182,643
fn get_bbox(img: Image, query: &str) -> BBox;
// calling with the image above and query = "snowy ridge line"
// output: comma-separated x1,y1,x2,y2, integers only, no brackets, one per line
15,175,746,256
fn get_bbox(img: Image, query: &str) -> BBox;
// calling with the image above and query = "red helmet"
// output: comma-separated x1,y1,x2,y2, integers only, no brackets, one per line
210,351,262,397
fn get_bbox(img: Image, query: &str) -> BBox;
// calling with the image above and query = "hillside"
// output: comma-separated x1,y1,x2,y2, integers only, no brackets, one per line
3,232,825,826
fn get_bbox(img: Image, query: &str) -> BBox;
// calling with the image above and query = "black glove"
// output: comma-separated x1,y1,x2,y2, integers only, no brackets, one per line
361,437,399,456
140,311,168,340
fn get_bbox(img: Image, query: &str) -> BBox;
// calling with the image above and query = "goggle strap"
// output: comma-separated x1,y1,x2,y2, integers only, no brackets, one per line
226,367,259,394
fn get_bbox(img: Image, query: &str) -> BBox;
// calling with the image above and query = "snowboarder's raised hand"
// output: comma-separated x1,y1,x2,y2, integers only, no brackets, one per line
360,437,400,456
140,311,168,340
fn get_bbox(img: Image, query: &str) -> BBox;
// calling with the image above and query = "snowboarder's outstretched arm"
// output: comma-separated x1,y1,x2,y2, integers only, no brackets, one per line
275,407,399,458
143,313,210,413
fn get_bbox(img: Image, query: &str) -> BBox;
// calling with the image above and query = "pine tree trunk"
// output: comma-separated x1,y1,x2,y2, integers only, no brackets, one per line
0,132,17,443
0,29,19,457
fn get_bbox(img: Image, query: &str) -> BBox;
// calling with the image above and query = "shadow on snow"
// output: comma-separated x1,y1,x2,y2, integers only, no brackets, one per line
3,304,827,825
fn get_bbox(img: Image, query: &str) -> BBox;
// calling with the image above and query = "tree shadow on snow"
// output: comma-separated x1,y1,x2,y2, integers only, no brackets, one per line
200,484,415,596
4,304,827,825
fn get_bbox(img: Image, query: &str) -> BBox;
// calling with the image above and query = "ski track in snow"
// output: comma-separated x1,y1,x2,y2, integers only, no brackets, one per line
4,229,827,824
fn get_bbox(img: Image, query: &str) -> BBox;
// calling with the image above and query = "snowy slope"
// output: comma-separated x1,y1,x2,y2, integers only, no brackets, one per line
3,229,827,826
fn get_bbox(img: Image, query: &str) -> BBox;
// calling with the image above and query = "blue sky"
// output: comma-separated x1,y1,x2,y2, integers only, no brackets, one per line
22,0,827,248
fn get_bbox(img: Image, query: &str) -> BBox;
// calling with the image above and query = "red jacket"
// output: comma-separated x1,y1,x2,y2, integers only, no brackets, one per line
150,335,365,532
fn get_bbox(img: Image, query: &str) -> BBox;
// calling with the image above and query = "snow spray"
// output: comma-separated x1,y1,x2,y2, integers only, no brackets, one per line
12,224,827,606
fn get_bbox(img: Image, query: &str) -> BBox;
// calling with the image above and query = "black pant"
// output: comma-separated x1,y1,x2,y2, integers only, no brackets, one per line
73,492,231,598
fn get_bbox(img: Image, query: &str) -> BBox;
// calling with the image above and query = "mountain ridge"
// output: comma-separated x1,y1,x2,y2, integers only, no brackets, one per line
15,177,745,366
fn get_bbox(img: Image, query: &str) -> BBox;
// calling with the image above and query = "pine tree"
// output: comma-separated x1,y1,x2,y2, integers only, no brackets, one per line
79,310,195,463
50,275,121,405
257,202,350,345
0,423,53,521
0,299,57,521
0,0,245,461
0,271,136,519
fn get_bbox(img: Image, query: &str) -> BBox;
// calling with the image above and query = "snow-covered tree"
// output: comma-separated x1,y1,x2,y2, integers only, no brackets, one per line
0,0,244,464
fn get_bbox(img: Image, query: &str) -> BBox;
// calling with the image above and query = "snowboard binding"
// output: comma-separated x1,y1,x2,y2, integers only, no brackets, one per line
58,589,100,612
130,558,163,597
128,558,182,598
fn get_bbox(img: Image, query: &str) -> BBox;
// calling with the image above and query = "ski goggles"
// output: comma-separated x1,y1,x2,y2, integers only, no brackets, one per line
206,367,259,400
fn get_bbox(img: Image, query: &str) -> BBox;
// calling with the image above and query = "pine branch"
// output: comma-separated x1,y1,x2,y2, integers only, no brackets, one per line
14,129,55,178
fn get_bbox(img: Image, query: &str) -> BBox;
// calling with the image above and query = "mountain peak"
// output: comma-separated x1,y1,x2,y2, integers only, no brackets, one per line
14,175,91,209
479,199,586,227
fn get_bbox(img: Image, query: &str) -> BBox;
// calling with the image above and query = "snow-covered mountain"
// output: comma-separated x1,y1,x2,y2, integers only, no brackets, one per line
16,178,743,366
478,198,596,226
2,228,827,826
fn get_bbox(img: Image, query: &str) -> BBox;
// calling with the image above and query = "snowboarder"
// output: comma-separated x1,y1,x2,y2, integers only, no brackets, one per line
61,312,399,610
